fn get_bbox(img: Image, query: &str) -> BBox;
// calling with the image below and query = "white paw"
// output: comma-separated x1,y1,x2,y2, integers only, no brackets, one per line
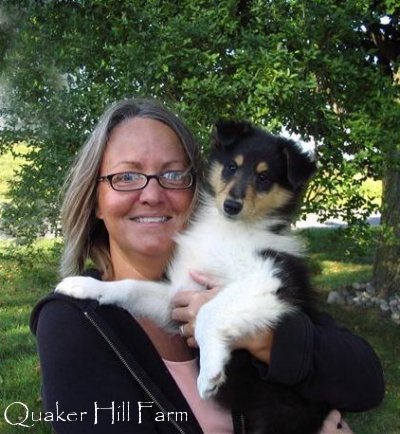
55,276,105,301
197,347,229,399
197,368,226,399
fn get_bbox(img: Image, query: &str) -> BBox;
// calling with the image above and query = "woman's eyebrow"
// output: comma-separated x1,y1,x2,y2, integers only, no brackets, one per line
108,159,188,172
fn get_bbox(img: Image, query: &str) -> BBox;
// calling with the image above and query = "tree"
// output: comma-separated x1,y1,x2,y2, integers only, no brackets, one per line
0,0,399,295
363,1,400,297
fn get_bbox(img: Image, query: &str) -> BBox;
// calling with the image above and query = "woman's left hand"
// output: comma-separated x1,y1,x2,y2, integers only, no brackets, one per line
320,410,354,434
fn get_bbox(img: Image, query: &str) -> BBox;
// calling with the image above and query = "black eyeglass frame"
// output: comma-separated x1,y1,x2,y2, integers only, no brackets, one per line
97,170,195,192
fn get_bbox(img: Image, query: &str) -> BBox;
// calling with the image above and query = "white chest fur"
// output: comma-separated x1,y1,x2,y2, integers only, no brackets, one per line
169,196,303,294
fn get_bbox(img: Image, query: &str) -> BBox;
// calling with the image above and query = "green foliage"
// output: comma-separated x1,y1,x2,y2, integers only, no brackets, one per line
0,0,399,244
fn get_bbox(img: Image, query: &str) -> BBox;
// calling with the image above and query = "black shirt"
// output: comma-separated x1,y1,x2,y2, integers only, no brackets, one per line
30,293,384,433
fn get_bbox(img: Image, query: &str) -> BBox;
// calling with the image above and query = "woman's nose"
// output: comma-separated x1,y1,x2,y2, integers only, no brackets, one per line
138,177,165,204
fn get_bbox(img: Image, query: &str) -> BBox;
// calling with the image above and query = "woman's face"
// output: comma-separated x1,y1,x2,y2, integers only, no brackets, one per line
96,117,194,276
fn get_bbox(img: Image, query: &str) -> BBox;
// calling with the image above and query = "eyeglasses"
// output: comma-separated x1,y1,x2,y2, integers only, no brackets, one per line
97,170,195,191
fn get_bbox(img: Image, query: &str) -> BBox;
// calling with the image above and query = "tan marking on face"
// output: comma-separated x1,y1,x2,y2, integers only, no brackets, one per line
256,161,269,173
241,184,293,221
209,162,225,195
209,162,237,212
234,154,244,167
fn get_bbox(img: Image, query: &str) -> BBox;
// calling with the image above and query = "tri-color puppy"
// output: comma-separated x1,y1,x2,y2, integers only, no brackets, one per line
57,121,329,434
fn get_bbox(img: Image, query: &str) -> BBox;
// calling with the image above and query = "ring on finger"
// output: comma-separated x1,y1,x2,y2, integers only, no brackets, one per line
179,324,186,337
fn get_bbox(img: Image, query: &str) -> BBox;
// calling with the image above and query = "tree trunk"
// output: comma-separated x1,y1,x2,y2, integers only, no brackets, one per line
372,151,400,298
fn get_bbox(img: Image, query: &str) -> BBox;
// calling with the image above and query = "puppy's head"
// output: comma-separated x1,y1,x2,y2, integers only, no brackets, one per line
208,120,316,221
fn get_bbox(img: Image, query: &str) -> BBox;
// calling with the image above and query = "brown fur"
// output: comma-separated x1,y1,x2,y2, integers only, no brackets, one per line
256,161,269,173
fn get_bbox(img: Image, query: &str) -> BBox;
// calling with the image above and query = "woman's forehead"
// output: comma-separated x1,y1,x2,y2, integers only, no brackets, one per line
101,117,189,171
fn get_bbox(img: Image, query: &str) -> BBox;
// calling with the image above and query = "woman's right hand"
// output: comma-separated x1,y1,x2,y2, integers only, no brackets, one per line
170,271,221,347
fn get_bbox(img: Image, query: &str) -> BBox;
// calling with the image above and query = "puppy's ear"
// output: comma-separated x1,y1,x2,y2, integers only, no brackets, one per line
213,120,252,148
279,137,317,190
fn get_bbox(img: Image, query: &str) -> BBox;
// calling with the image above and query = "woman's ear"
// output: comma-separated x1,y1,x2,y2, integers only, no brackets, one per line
95,203,104,220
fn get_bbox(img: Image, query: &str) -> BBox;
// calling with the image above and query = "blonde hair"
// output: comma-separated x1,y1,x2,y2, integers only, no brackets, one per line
60,98,203,279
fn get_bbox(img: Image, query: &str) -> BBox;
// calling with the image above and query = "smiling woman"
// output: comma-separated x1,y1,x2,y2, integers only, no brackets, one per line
95,117,195,280
59,98,203,282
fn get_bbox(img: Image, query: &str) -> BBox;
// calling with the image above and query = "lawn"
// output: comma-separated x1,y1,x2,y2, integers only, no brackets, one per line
0,230,399,434
302,228,400,434
0,240,60,433
0,144,29,204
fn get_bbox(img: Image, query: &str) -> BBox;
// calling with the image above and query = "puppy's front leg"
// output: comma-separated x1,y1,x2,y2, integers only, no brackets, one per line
194,273,292,399
56,276,174,329
195,297,232,399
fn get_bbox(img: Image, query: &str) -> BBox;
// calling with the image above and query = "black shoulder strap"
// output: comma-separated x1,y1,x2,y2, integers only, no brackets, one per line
31,293,200,434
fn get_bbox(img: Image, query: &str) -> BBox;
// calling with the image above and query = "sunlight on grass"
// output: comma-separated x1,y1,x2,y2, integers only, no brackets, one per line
360,178,382,206
313,260,373,293
0,143,30,202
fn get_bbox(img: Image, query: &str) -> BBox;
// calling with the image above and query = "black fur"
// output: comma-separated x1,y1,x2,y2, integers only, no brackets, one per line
209,121,328,434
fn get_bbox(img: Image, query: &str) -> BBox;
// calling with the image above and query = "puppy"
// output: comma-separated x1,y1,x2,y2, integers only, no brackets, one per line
57,121,329,433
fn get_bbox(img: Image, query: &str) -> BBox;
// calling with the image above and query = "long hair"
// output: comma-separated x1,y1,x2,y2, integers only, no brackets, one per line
60,98,203,279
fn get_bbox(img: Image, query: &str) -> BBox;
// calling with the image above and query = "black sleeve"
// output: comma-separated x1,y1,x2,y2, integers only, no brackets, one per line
256,311,385,411
35,299,163,433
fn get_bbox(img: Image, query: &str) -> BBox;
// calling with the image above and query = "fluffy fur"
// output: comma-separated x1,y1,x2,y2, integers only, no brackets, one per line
56,120,329,434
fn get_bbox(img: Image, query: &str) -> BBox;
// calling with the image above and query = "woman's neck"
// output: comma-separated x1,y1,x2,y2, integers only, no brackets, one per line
112,258,167,281
108,246,168,281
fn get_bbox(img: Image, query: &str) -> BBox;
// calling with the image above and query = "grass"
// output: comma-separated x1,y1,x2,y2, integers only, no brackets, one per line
301,228,400,433
0,232,398,434
0,241,60,433
302,227,376,290
0,144,29,203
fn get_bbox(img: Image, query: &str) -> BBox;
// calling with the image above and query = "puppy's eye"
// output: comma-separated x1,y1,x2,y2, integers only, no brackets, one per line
227,161,237,174
257,172,270,184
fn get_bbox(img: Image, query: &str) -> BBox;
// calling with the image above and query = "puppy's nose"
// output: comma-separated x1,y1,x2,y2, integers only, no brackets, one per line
223,199,243,216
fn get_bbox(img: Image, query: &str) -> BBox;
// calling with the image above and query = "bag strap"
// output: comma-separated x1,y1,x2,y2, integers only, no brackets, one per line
31,293,199,434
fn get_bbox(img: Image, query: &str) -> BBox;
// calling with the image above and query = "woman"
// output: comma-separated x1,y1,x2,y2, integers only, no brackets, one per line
30,98,383,433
